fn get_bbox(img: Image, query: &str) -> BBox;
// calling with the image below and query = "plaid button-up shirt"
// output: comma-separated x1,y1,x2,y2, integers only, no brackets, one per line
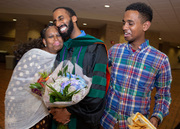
101,40,172,129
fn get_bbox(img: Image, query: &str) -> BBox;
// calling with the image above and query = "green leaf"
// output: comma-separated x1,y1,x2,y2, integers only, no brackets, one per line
68,89,80,97
65,89,80,101
58,70,63,76
49,92,58,97
52,78,56,82
68,72,71,79
63,83,71,95
57,123,68,129
47,85,67,101
63,65,68,76
39,72,49,79
29,83,43,90
49,95,55,103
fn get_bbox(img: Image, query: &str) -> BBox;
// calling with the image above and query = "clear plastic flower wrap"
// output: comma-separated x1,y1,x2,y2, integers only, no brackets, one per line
30,60,92,108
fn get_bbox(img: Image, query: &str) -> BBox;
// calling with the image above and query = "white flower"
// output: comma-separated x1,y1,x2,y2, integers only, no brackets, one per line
72,93,82,103
55,77,69,83
72,88,87,103
79,88,86,96
68,86,77,93
49,77,69,92
49,82,61,92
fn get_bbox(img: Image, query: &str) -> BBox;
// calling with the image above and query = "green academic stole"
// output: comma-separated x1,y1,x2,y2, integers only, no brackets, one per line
57,35,109,129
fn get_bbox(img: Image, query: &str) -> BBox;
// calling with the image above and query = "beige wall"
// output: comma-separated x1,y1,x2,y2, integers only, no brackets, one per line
168,47,180,69
0,22,16,55
0,19,44,54
0,19,179,69
28,20,45,39
15,18,44,44
160,42,180,69
146,30,160,49
104,22,122,50
15,18,29,45
80,27,100,39
0,22,16,38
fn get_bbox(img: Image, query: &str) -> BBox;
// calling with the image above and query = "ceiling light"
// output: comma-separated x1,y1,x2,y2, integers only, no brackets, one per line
159,38,162,40
13,18,17,22
83,23,87,26
104,5,110,8
49,21,53,23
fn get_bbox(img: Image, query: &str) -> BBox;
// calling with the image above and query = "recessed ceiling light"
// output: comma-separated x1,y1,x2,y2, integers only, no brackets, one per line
104,5,110,8
159,38,162,40
83,23,87,26
13,18,17,22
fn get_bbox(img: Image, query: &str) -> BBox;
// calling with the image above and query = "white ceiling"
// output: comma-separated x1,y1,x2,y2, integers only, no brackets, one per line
0,0,180,46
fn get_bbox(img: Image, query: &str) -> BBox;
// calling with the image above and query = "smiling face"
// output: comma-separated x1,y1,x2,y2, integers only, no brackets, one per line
122,10,149,45
53,8,74,38
43,26,63,54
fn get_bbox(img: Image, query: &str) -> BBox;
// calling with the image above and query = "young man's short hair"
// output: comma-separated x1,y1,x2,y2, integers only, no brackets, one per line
125,2,153,22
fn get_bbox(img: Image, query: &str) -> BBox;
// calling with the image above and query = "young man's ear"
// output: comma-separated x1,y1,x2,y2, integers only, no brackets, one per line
143,21,151,32
72,15,77,23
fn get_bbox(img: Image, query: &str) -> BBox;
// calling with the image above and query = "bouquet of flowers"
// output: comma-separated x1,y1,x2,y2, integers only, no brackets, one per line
30,60,92,108
30,61,92,128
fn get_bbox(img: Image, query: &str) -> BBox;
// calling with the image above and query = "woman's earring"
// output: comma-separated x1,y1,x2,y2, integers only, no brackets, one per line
45,44,47,47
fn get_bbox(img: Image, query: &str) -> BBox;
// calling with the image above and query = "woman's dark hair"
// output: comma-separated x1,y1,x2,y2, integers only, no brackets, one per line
53,7,77,17
125,2,153,22
14,38,44,60
14,23,55,60
40,23,55,39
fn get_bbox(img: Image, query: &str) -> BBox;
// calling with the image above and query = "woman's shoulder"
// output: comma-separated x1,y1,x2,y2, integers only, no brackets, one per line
27,48,57,62
20,48,44,60
27,48,42,53
25,48,56,57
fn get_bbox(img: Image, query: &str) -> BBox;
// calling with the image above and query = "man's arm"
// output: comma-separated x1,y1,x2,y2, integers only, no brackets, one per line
151,57,172,124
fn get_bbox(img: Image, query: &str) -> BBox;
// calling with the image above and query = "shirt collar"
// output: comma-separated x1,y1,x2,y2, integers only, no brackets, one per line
128,39,149,51
76,30,86,38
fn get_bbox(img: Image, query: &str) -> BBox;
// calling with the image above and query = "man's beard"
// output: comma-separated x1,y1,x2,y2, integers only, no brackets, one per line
58,19,74,38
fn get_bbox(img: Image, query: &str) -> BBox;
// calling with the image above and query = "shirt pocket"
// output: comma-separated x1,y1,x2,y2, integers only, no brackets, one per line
136,64,157,97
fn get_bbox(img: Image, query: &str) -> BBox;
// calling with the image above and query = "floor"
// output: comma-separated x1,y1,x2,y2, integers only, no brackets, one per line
0,62,180,129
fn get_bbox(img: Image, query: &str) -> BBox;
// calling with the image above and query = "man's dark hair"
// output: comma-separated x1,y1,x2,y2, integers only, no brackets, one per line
53,7,77,17
125,2,153,22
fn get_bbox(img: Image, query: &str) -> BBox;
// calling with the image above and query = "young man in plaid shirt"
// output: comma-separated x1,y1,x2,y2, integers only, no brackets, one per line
101,2,172,129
